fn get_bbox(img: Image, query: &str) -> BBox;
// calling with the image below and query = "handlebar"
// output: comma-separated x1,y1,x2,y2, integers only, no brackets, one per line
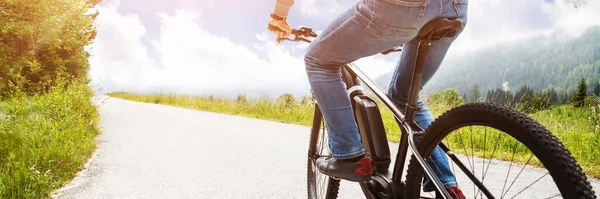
276,26,318,43
275,25,403,54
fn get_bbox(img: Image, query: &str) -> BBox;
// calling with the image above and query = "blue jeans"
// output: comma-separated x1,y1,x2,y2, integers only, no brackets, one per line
304,0,468,191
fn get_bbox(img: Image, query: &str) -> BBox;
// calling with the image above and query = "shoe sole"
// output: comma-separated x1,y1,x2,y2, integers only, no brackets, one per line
321,170,371,182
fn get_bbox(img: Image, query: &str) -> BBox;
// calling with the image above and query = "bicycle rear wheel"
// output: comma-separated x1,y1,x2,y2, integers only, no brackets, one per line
404,103,596,199
308,105,340,199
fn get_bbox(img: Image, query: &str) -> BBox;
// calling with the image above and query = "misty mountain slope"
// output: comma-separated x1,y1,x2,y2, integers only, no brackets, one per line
375,26,600,96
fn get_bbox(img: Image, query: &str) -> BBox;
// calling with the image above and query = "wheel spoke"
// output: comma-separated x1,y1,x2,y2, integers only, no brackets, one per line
509,172,550,199
403,104,593,199
470,126,476,198
504,153,534,198
319,120,326,155
477,127,488,199
542,193,561,199
501,141,519,198
482,132,502,181
457,129,474,177
310,114,338,199
320,175,328,198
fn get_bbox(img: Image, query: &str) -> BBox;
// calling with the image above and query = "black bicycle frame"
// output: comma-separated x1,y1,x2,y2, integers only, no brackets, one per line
341,21,485,199
304,17,491,198
344,60,494,198
343,62,452,197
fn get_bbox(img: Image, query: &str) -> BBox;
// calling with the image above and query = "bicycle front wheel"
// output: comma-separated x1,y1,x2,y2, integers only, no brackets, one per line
404,103,595,199
307,105,340,199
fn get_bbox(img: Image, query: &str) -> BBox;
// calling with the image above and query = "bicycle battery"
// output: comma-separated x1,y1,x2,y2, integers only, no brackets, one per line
352,95,391,172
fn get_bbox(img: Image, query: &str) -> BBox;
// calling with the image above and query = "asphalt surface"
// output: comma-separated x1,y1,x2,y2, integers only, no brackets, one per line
52,96,600,199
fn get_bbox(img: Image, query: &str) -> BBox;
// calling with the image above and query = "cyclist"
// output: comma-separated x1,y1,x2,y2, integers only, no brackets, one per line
268,0,468,198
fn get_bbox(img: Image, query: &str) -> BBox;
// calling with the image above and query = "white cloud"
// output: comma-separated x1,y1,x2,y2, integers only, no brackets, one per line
354,55,397,80
89,0,600,98
89,3,310,98
297,0,348,20
88,2,155,93
550,0,600,38
450,0,600,55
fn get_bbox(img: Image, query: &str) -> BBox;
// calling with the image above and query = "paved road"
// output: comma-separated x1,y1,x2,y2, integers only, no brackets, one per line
53,96,600,198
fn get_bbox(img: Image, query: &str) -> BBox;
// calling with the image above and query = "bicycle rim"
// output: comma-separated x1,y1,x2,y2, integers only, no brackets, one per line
404,103,595,199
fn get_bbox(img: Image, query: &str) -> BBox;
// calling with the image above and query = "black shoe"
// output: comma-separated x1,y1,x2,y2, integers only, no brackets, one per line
315,156,372,182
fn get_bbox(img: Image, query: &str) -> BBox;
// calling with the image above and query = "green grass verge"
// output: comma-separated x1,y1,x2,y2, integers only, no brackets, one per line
108,92,599,178
0,83,100,198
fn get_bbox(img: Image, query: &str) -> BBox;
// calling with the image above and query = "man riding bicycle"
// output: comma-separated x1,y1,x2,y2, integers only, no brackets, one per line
268,0,468,198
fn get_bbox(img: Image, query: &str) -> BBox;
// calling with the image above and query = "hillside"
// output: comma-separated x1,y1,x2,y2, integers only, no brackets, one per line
375,26,600,96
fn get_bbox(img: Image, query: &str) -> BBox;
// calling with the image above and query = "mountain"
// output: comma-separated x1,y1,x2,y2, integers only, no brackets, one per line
375,26,600,97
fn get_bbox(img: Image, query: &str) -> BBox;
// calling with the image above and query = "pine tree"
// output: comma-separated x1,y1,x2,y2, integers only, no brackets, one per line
594,81,600,96
574,77,588,107
560,92,570,104
515,85,534,104
470,84,481,102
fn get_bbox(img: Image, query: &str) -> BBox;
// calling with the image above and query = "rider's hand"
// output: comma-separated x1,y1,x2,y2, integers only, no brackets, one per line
268,14,292,43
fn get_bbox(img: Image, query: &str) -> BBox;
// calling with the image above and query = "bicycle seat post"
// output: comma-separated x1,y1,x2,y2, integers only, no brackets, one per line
400,17,463,199
405,18,463,131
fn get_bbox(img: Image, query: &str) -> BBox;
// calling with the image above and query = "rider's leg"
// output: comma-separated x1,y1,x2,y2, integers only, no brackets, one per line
305,0,440,180
388,38,457,192
387,0,468,192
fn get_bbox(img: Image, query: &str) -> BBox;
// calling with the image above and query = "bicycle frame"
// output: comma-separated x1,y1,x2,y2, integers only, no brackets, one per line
303,17,594,199
298,18,477,198
339,19,479,199
342,62,453,198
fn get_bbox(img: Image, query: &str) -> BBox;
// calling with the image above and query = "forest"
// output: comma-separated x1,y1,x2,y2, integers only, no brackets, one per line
375,26,600,104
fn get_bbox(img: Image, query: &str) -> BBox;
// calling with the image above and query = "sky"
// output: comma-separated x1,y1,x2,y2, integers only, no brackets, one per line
88,0,600,98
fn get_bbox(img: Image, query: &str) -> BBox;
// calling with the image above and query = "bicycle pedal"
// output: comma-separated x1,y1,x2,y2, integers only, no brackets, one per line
331,176,341,180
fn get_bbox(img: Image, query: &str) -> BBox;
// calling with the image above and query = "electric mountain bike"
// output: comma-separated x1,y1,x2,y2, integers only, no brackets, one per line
279,18,596,199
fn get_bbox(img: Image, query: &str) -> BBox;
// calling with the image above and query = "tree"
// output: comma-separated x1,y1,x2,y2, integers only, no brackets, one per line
514,85,534,105
485,88,514,107
594,81,600,96
548,87,559,105
559,92,571,104
574,77,588,107
0,0,100,98
531,90,550,112
470,84,481,102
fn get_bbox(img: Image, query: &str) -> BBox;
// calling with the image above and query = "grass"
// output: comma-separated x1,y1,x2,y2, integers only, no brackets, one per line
530,105,600,177
0,83,100,198
109,92,316,126
108,92,600,178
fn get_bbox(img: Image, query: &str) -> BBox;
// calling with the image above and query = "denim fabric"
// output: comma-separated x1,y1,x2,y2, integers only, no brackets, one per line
304,0,468,191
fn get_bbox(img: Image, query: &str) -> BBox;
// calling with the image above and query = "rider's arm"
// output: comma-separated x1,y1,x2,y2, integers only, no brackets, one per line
274,0,294,17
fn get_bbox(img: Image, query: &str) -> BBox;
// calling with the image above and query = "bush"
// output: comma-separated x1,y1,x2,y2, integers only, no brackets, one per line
276,93,296,108
236,94,248,104
0,0,100,98
428,88,465,108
